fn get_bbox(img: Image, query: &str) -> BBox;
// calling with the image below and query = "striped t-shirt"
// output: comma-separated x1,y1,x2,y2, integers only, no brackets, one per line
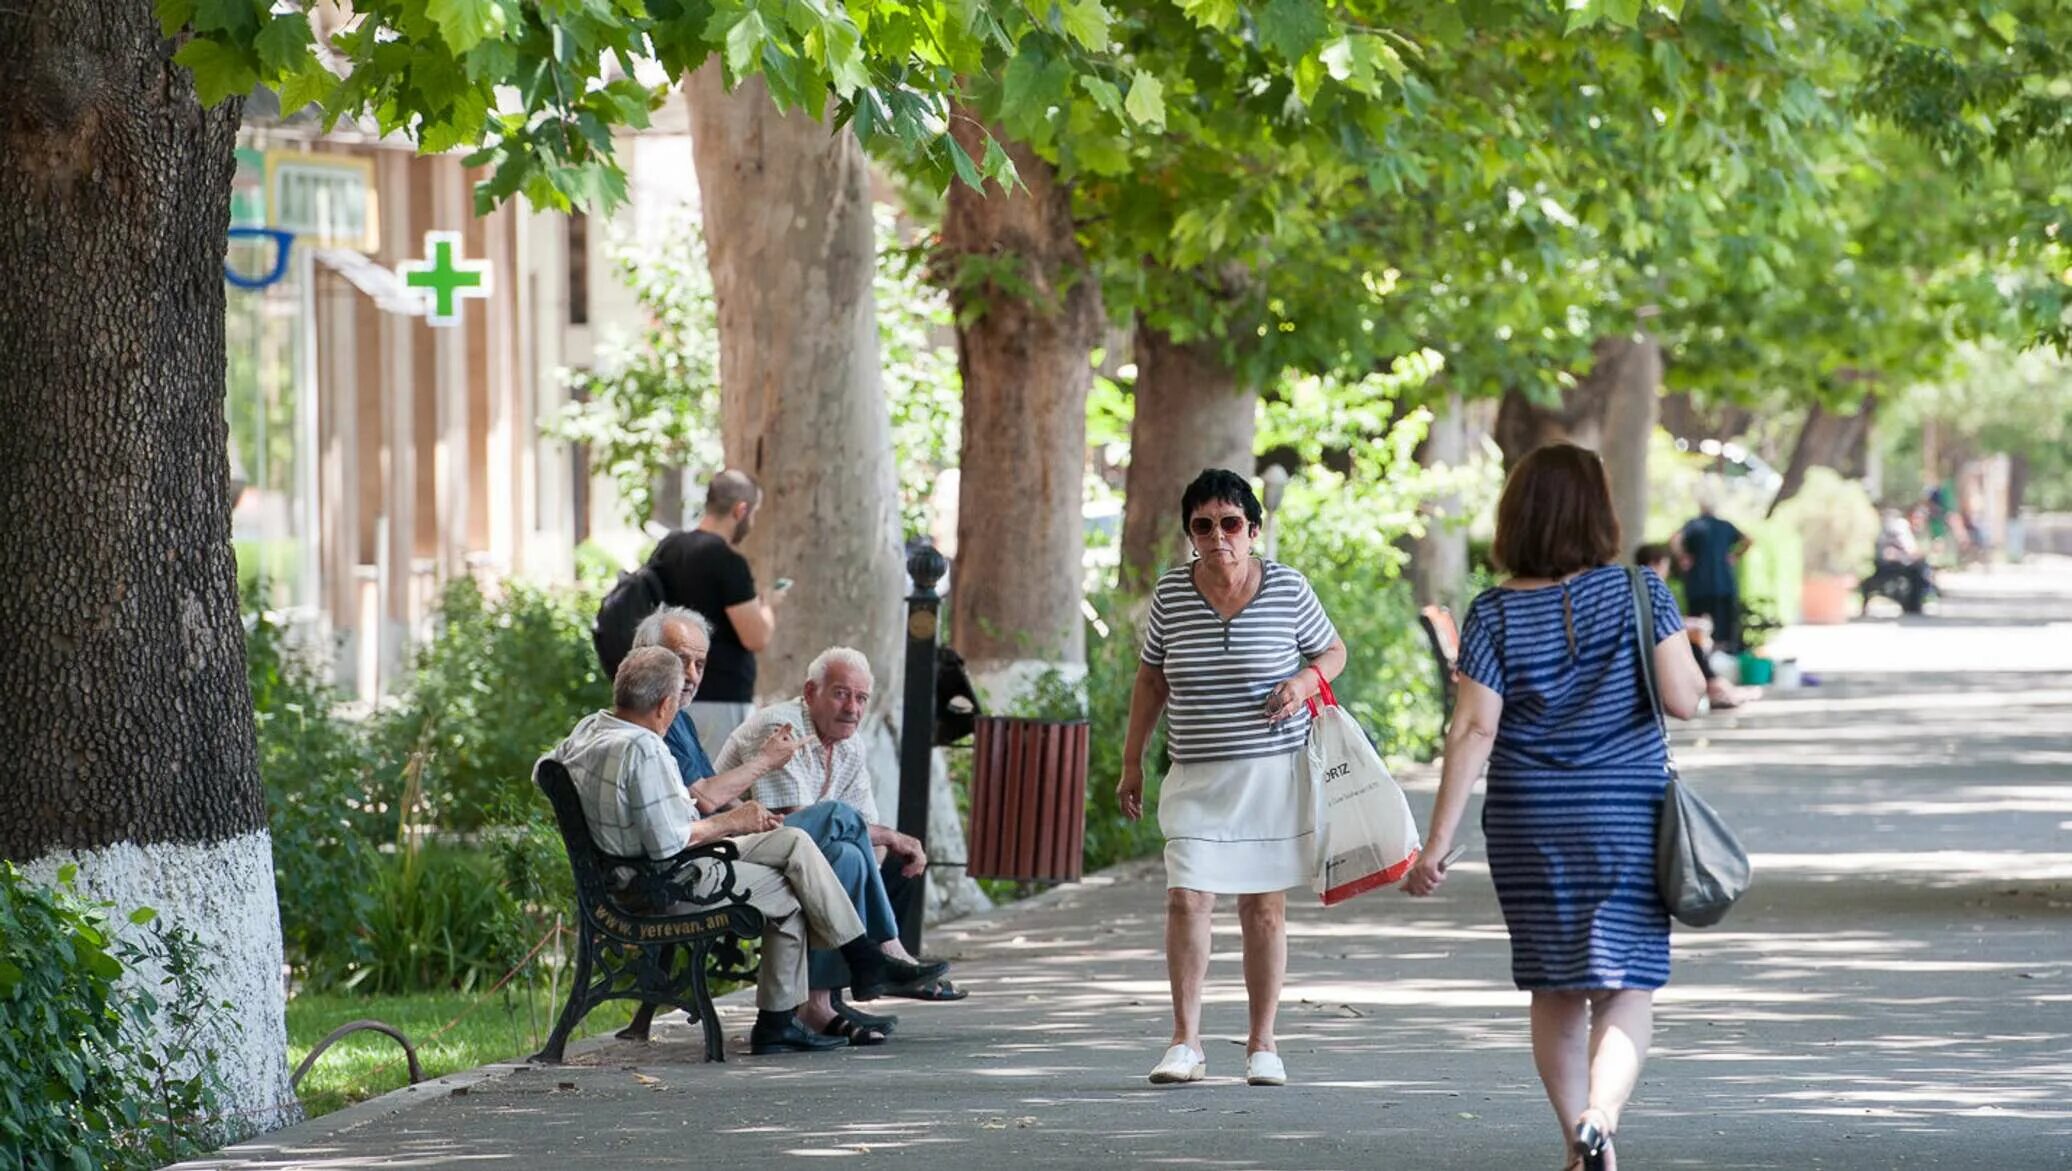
1142,560,1339,763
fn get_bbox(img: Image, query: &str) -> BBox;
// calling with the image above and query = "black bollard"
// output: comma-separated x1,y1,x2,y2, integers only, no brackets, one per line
895,540,947,956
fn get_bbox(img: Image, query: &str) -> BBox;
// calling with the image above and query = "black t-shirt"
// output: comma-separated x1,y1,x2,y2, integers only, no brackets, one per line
648,530,758,702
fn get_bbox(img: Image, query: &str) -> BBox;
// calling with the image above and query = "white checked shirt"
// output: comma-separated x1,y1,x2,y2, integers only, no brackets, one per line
714,698,879,825
551,712,698,860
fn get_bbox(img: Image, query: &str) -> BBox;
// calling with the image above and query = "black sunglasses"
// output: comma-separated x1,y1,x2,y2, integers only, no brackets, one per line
1189,515,1250,537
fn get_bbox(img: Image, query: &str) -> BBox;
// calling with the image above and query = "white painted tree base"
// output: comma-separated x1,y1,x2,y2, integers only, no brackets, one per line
969,659,1089,717
863,720,992,923
24,831,301,1140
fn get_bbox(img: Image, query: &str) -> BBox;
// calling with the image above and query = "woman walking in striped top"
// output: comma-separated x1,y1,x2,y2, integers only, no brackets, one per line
1117,469,1347,1089
1404,445,1705,1171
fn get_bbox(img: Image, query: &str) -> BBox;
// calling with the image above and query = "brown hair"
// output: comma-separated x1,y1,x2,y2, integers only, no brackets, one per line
1492,444,1622,579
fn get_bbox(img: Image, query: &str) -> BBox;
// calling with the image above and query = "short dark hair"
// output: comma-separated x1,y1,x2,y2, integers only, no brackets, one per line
704,469,760,516
1492,444,1621,579
1635,543,1672,567
1179,468,1262,531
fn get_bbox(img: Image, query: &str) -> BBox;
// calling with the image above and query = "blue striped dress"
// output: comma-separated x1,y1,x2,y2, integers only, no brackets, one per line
1456,565,1685,990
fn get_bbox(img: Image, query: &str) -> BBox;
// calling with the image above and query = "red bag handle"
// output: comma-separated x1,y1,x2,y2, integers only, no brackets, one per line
1303,667,1336,717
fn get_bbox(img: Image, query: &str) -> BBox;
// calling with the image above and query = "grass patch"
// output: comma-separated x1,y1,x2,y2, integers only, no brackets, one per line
286,989,636,1118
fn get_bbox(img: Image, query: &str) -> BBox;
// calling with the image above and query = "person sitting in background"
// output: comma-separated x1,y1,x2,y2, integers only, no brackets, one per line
1637,544,1754,711
630,609,944,1044
1865,511,1934,614
549,646,934,1055
715,648,965,1004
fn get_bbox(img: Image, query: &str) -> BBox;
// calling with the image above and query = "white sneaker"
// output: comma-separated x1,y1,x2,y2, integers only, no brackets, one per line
1245,1050,1287,1086
1148,1044,1206,1085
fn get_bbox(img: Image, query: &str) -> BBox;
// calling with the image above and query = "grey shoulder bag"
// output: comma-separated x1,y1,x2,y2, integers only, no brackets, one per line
1629,567,1751,928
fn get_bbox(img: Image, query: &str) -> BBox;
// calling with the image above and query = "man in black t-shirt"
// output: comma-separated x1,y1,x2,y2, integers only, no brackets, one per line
649,469,786,750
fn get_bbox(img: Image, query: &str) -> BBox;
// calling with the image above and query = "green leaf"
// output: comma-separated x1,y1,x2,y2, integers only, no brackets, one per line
128,907,158,926
1986,10,2020,42
820,18,869,98
946,136,984,189
157,0,198,38
253,12,313,77
425,0,504,55
1123,70,1165,131
1058,0,1111,51
1079,75,1126,122
274,60,333,115
173,38,259,107
1176,0,1239,31
1258,0,1326,60
725,10,770,77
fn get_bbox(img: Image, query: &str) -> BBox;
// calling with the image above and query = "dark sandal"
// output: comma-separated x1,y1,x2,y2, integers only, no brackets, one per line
884,974,968,1001
829,995,898,1034
819,1015,889,1047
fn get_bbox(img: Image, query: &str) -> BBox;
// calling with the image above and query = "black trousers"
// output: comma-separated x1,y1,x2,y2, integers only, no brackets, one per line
1686,592,1741,654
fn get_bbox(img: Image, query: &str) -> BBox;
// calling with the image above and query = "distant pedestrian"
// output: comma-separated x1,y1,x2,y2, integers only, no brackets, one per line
1671,485,1750,652
1406,444,1707,1171
649,470,788,749
1116,468,1348,1089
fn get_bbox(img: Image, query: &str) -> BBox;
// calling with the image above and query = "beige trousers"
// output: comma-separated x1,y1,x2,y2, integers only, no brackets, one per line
714,826,865,1010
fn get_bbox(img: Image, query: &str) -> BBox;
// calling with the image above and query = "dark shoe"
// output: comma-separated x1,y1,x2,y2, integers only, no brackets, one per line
828,993,897,1035
749,1012,848,1055
881,974,968,1001
846,950,950,1002
1573,1111,1612,1171
819,1012,890,1047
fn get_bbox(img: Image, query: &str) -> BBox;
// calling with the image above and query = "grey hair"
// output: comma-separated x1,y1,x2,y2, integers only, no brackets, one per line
632,605,710,649
806,646,873,688
614,646,683,714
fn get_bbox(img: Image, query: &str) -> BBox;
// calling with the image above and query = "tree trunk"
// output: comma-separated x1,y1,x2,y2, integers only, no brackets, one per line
0,3,296,1136
1496,335,1659,549
940,112,1101,705
1121,317,1256,590
1768,396,1877,517
1593,334,1663,551
1494,379,1609,467
687,68,902,703
685,70,984,914
1407,392,1471,609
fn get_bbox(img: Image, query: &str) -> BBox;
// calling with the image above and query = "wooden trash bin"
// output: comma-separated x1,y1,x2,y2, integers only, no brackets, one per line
967,716,1089,882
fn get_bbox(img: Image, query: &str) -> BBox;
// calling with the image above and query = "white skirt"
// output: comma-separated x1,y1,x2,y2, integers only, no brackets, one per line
1159,750,1315,894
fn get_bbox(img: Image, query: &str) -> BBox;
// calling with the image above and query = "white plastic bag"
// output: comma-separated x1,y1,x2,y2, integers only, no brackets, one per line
1303,680,1421,905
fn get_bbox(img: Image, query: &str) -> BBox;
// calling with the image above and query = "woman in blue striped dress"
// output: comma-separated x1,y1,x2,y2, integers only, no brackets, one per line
1405,445,1705,1171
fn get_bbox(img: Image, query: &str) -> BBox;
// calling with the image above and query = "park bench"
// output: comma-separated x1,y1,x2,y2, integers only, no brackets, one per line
531,758,763,1064
1418,604,1461,723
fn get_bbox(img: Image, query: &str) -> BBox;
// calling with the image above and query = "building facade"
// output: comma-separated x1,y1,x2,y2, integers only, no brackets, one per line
226,100,699,697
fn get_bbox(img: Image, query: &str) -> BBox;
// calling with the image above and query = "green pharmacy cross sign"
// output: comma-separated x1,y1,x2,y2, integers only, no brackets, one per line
398,231,492,327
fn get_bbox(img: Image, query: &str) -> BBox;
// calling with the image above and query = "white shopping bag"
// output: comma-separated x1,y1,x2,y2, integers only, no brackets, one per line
1303,679,1421,905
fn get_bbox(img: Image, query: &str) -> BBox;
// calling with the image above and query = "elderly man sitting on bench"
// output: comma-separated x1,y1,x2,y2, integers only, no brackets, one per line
632,609,948,1045
550,646,938,1055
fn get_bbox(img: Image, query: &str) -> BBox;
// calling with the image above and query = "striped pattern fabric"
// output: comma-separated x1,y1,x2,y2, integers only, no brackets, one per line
1457,565,1685,990
1142,560,1338,763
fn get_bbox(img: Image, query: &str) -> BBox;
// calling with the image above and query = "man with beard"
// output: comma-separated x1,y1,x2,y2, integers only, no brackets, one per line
650,469,785,749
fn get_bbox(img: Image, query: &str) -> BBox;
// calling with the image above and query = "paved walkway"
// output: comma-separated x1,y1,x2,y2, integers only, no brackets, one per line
194,562,2072,1169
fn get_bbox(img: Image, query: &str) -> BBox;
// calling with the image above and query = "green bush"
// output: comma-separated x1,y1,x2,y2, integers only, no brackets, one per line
374,578,609,834
0,865,229,1170
349,844,528,997
245,599,381,988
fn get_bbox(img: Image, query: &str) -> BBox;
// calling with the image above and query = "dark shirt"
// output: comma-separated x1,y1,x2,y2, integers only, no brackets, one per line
663,709,716,784
648,530,758,702
1679,515,1745,598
